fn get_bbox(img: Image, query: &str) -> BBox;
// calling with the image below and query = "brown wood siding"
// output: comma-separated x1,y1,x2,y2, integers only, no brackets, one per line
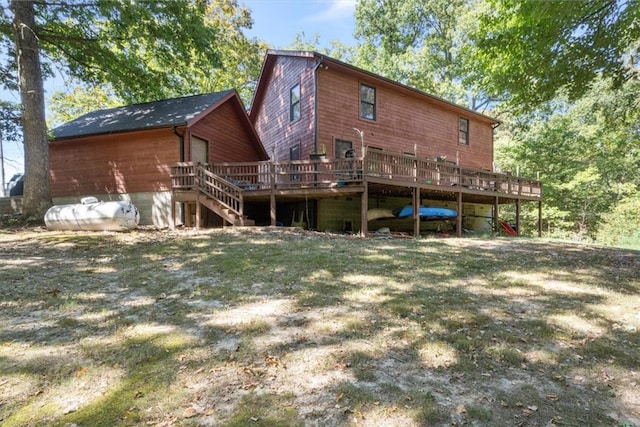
49,128,179,197
189,100,266,163
316,69,494,170
252,56,316,161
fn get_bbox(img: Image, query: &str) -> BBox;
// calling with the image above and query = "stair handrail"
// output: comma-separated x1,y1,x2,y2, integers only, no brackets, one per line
196,165,244,220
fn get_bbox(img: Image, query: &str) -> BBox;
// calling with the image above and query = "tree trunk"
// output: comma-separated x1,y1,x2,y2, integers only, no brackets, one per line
11,0,52,219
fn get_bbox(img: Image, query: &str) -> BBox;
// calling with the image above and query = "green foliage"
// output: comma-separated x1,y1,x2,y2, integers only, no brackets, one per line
47,83,122,128
469,0,640,111
36,0,222,103
353,0,481,106
0,100,20,142
1,0,265,105
596,195,640,249
286,32,356,63
495,78,640,240
198,0,268,104
1,0,264,215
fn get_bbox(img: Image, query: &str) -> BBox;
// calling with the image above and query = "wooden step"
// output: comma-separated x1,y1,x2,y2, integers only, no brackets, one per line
199,194,254,226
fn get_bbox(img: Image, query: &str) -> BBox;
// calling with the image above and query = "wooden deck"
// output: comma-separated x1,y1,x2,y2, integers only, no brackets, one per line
170,148,542,235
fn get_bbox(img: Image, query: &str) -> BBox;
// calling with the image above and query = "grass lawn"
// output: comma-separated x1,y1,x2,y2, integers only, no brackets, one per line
1,227,639,426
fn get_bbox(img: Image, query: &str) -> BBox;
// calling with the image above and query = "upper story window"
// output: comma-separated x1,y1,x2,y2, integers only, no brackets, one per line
360,84,376,121
459,117,469,145
290,84,301,122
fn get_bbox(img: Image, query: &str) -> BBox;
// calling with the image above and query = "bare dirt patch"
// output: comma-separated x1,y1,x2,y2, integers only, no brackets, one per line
1,226,639,426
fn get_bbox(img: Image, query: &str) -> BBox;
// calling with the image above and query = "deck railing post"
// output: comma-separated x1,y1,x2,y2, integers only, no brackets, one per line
518,178,522,196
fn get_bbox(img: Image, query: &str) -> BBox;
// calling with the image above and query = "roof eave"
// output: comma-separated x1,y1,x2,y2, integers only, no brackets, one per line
49,123,187,142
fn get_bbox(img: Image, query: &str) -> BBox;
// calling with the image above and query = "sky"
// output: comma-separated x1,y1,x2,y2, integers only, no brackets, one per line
1,0,359,192
241,0,357,48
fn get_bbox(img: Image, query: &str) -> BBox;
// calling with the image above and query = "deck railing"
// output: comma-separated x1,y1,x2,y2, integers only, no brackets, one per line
366,149,541,197
198,167,243,218
170,163,244,218
208,158,364,190
171,149,542,199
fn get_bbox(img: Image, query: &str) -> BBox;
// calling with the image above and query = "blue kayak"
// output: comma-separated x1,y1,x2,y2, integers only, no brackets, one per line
393,205,457,219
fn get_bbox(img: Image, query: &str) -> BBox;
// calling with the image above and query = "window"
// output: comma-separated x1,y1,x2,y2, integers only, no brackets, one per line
459,117,469,145
335,139,353,158
360,84,376,121
290,84,301,122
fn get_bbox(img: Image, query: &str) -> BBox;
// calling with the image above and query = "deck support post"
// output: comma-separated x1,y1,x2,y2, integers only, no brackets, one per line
516,199,521,236
270,192,276,226
494,196,499,233
195,167,201,230
360,182,368,237
270,161,277,226
457,191,463,237
413,187,420,238
195,196,201,230
538,200,542,237
170,193,176,230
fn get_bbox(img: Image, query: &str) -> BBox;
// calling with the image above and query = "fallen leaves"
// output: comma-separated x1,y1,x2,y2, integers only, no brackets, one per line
75,366,88,379
182,407,197,418
2,229,639,427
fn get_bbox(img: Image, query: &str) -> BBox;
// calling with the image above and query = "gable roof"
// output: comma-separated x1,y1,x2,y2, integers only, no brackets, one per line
250,50,499,125
51,90,236,140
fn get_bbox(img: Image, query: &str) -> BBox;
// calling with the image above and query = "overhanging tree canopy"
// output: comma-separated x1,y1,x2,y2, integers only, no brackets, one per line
0,0,237,218
468,0,640,111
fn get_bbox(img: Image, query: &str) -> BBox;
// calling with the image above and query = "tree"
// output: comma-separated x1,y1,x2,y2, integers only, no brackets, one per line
286,32,356,62
597,195,640,248
11,1,50,218
1,1,234,218
495,77,640,239
0,100,21,195
47,83,122,128
45,0,266,125
353,0,487,108
468,0,640,112
192,0,267,105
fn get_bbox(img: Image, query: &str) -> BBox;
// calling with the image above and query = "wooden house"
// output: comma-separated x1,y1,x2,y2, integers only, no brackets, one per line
169,50,541,236
49,90,267,227
49,51,541,235
250,50,496,170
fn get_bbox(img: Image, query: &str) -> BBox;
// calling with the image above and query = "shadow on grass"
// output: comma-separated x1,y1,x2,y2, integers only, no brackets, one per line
1,229,638,426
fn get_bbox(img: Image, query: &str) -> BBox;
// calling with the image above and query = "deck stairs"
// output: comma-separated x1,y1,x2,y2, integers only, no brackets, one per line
170,164,253,227
198,195,254,226
195,165,253,226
